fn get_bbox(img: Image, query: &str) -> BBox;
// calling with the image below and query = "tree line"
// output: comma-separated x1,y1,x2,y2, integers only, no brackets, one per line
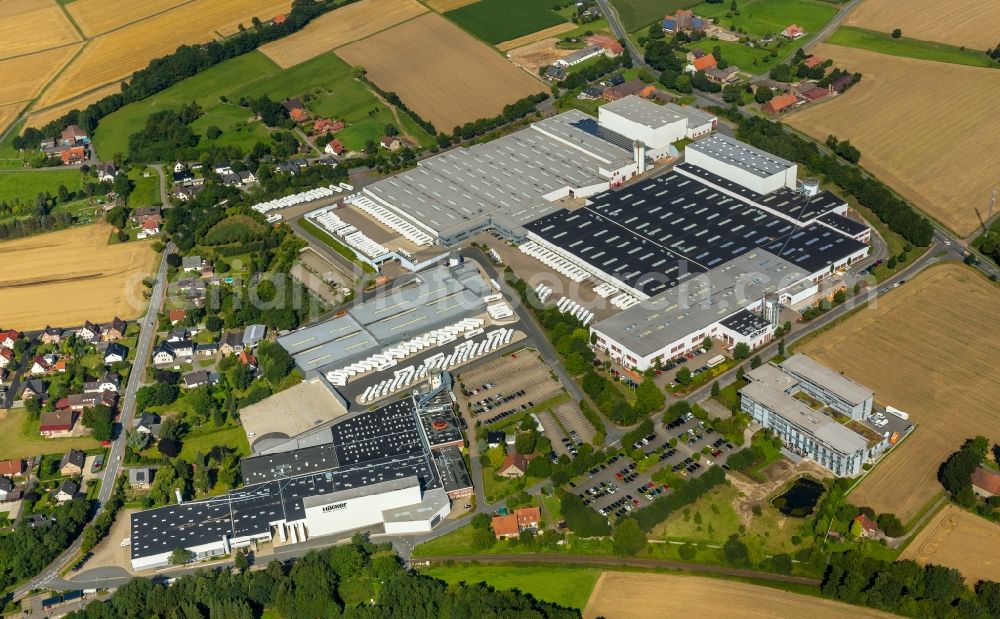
14,0,348,150
0,499,90,593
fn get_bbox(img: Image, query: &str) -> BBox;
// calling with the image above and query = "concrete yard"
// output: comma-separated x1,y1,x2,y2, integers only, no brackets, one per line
455,350,567,425
240,379,349,452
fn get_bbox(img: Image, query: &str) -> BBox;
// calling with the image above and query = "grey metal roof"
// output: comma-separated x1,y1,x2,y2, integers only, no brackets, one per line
780,354,874,405
686,133,794,178
601,95,686,129
662,102,716,127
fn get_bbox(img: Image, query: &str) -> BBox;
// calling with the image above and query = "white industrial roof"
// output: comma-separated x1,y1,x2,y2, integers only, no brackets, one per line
601,95,687,129
687,133,795,178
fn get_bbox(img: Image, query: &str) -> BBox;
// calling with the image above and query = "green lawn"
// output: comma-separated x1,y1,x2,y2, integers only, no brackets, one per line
0,168,85,205
612,0,699,32
0,408,100,461
688,38,772,68
125,169,160,208
423,565,601,610
827,26,999,69
445,0,567,44
693,0,837,39
178,425,250,461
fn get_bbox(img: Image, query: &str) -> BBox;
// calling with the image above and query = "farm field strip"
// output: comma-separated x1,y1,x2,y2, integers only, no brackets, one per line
844,0,1000,50
798,264,1000,521
34,0,292,110
25,83,124,132
0,45,83,108
424,0,477,11
444,0,567,45
901,504,1000,585
67,0,193,37
786,44,1000,237
582,572,895,618
259,0,427,68
0,0,81,60
497,22,576,52
828,26,999,69
0,224,159,330
0,105,24,141
336,12,544,130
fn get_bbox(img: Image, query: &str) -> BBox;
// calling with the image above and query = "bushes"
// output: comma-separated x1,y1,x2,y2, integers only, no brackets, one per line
561,492,611,537
633,466,726,531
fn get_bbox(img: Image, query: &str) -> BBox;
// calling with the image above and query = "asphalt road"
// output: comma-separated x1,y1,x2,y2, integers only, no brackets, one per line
11,244,172,601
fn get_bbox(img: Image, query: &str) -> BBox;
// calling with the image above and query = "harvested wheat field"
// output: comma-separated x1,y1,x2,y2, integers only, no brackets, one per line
786,44,1000,237
845,0,1000,50
425,0,477,12
497,22,575,52
337,13,544,130
0,0,80,60
260,0,427,68
0,104,24,137
0,224,159,329
901,504,1000,585
798,263,1000,522
67,0,189,37
583,572,893,618
26,83,123,130
507,38,574,75
35,0,291,109
0,45,82,107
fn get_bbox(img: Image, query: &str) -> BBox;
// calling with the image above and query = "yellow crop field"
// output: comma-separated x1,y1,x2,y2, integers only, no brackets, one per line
0,0,80,60
583,572,894,618
0,45,82,107
67,0,189,37
425,0,478,11
901,504,1000,585
0,104,25,139
798,264,1000,522
0,224,159,330
497,22,576,52
35,0,291,109
25,83,123,130
786,44,1000,237
845,0,1000,50
260,0,427,68
337,13,544,130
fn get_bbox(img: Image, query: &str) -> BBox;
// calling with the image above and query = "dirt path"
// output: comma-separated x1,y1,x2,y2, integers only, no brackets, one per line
357,80,419,146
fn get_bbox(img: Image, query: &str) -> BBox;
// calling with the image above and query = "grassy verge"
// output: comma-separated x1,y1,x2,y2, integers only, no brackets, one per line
298,218,375,273
421,564,600,609
828,27,999,69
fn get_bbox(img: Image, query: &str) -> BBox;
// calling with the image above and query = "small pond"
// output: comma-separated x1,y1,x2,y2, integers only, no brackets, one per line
771,477,825,518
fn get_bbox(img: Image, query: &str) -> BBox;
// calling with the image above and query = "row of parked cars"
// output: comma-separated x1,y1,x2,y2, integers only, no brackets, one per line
471,389,526,415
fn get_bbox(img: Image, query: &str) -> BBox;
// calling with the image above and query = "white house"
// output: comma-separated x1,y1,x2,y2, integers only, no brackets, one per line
56,479,78,502
98,164,118,183
173,161,186,173
77,321,101,342
0,348,13,369
84,372,120,394
104,343,128,365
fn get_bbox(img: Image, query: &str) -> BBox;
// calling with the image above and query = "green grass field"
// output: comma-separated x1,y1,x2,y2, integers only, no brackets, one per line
299,218,375,273
94,51,430,159
125,169,160,208
422,565,601,610
445,0,567,44
178,425,250,461
0,168,85,205
612,0,699,32
693,0,837,39
827,26,1000,68
0,408,100,461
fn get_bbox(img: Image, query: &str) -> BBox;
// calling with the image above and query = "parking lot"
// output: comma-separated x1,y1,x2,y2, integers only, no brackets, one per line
456,351,565,426
568,414,736,522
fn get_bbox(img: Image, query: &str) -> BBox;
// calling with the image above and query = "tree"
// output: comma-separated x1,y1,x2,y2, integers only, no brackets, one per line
770,553,793,574
169,547,194,565
678,543,697,560
675,367,692,385
877,513,905,537
206,126,222,139
778,338,785,356
711,381,720,397
471,513,491,530
633,380,666,415
754,86,775,104
127,430,150,451
158,438,180,458
205,315,224,332
750,355,762,369
723,534,749,566
891,28,902,38
733,342,750,360
81,404,114,441
702,336,713,351
612,518,647,555
471,527,496,550
514,431,538,455
106,205,129,230
166,253,182,268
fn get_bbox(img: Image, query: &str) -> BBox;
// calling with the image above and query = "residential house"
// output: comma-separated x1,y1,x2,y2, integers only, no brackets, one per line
214,164,233,175
30,356,51,375
60,146,86,165
138,219,160,238
219,330,245,355
25,514,52,529
196,342,219,357
42,411,77,437
554,44,603,68
168,309,187,325
853,513,879,539
153,340,193,364
705,66,740,84
686,53,717,74
104,342,128,364
605,73,625,87
243,324,266,349
173,170,195,184
183,370,217,389
829,74,854,94
133,206,162,228
222,172,242,187
41,327,62,345
0,348,13,370
313,119,344,134
324,140,345,156
173,161,186,173
271,13,286,25
83,372,120,394
78,321,101,342
579,85,605,100
662,9,705,34
0,477,13,501
104,317,127,341
61,125,87,146
0,329,18,349
0,459,25,477
21,378,46,400
283,98,308,122
167,327,193,343
515,506,541,530
98,164,118,183
380,136,402,151
498,452,527,478
237,351,257,369
544,65,567,81
761,92,799,115
182,256,204,272
603,79,648,101
173,185,200,202
238,170,257,185
58,391,116,413
128,468,154,489
587,34,623,58
60,449,86,475
135,412,160,436
972,468,1000,499
491,514,519,540
52,358,67,374
56,479,78,502
782,24,806,39
802,55,823,69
